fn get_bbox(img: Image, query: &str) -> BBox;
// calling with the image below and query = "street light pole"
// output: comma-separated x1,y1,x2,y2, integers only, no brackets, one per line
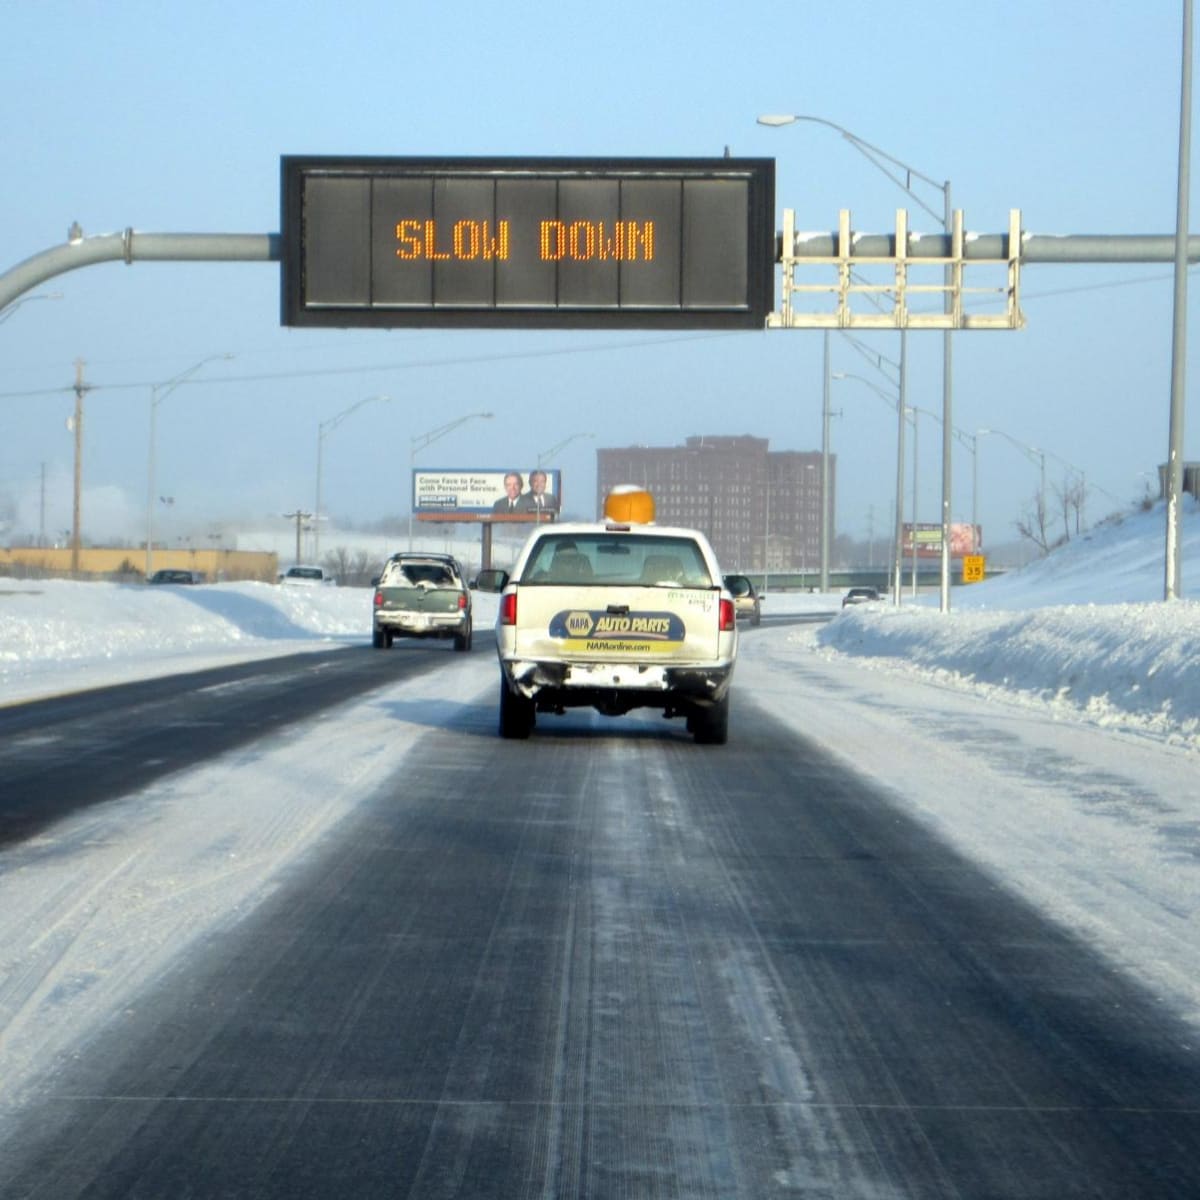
71,359,86,577
895,333,908,604
758,112,954,610
314,394,391,561
831,369,907,605
939,186,955,613
820,331,831,592
1165,0,1193,600
409,411,494,549
145,354,232,577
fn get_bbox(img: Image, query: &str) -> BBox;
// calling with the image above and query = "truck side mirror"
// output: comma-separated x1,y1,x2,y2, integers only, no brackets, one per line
474,569,509,593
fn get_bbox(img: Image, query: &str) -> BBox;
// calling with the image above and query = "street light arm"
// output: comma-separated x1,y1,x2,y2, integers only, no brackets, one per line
757,113,948,225
907,404,943,427
0,291,62,324
152,353,234,407
320,393,391,437
839,331,902,385
976,427,1042,469
412,410,494,454
408,410,494,551
537,432,595,465
831,371,901,412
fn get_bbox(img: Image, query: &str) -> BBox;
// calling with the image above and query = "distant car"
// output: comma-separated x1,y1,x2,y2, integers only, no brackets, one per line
372,552,472,651
147,569,202,585
278,564,335,586
723,574,762,626
842,586,882,607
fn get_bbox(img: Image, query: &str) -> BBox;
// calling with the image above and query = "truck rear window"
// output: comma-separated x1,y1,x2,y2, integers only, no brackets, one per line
520,534,713,587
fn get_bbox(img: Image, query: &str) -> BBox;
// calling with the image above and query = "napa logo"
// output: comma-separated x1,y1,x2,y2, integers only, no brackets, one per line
549,610,685,643
564,611,595,637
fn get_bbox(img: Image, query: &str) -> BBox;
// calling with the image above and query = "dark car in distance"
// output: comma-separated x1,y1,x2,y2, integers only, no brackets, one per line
842,586,882,607
148,569,203,585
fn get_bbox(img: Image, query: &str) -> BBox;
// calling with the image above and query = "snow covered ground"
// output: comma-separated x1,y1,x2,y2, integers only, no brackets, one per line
4,498,1197,736
818,499,1200,748
0,500,1197,1118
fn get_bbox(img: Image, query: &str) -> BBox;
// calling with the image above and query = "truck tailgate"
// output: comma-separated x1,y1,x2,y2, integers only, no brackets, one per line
378,586,462,613
512,585,722,663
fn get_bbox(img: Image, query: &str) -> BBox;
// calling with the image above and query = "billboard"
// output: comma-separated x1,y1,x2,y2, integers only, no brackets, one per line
902,522,982,557
414,468,562,522
281,156,775,329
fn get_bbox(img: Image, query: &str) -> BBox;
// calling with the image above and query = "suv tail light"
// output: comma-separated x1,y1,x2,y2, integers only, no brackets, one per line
719,598,735,631
500,591,518,625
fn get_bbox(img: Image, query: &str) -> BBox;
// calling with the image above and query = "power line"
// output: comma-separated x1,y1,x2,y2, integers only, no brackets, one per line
0,331,749,401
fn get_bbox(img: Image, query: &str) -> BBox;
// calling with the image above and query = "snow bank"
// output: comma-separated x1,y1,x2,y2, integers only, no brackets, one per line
819,602,1200,742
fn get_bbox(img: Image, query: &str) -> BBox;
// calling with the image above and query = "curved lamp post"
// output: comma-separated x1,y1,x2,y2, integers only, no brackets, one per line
537,432,595,467
314,394,391,560
758,112,956,611
145,354,233,577
409,411,494,549
0,291,62,325
832,370,907,602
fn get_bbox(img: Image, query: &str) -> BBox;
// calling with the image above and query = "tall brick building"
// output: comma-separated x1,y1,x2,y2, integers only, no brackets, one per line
595,436,831,572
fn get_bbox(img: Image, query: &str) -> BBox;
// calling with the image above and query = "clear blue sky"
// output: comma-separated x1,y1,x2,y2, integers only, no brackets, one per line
1,0,1195,557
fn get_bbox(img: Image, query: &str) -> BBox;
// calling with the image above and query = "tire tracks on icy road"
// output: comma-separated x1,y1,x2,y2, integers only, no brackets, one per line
0,642,463,847
2,690,1198,1197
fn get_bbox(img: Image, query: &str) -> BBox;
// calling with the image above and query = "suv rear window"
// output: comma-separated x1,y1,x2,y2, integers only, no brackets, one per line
383,560,460,587
520,533,713,587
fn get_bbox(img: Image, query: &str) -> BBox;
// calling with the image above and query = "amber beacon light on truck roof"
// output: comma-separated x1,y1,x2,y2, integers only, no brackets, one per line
602,485,656,526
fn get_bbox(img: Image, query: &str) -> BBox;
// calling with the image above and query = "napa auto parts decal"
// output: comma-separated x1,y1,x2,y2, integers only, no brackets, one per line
549,609,685,650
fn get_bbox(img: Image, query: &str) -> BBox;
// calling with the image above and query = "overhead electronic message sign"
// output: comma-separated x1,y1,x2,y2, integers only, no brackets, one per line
281,156,775,329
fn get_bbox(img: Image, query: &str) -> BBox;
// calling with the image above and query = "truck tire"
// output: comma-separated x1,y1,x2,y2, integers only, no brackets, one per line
499,682,534,739
692,693,729,745
454,623,472,652
372,626,386,649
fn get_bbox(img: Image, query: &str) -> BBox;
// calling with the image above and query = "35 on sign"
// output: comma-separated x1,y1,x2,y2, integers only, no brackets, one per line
394,219,656,263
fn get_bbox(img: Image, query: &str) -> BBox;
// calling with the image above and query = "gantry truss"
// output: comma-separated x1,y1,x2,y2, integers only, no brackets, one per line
770,208,1024,331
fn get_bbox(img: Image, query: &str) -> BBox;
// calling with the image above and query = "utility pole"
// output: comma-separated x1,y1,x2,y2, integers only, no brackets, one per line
282,510,312,564
71,359,87,576
820,331,831,593
1165,0,1193,600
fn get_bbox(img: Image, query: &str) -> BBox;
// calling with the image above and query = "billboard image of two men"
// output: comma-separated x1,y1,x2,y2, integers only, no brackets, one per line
491,469,559,516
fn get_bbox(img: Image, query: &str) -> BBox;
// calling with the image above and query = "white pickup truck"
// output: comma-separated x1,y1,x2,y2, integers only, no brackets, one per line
477,491,737,743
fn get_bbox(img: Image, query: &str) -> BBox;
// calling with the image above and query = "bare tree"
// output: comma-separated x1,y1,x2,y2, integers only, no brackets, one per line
1064,475,1089,537
1015,489,1052,555
319,547,379,587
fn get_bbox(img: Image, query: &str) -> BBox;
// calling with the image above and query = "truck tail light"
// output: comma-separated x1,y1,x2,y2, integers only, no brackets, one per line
500,591,518,626
373,590,384,608
719,598,735,631
458,593,468,610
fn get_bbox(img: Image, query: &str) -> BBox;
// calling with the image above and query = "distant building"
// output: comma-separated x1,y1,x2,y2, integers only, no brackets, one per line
596,435,830,572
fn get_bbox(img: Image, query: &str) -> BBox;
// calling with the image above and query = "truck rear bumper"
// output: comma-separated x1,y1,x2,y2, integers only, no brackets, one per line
377,612,468,638
501,656,733,708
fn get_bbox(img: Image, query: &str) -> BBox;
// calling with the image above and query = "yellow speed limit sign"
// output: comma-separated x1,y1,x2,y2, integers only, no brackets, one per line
962,555,986,584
